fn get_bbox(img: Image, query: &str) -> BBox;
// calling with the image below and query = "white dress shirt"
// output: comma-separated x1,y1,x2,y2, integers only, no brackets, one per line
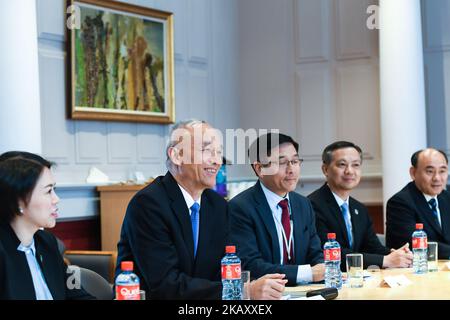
330,191,351,223
17,239,53,300
178,184,202,216
260,182,313,284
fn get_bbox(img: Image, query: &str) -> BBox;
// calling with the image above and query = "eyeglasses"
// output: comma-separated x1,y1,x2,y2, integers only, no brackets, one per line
261,158,304,168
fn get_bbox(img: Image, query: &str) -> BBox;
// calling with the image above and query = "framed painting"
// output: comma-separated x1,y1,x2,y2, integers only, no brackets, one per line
66,0,175,123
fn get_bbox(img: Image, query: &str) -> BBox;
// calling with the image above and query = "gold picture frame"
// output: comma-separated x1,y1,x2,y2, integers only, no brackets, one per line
67,0,175,123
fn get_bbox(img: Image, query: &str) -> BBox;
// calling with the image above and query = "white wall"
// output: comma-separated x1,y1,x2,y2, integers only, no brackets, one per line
422,0,450,152
237,0,382,201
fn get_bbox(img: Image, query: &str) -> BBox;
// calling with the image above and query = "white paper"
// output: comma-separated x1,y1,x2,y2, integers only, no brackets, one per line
380,275,412,288
283,294,325,300
290,295,326,300
86,166,109,183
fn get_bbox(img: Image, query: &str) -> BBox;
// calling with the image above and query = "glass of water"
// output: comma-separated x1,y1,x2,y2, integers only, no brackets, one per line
346,253,364,288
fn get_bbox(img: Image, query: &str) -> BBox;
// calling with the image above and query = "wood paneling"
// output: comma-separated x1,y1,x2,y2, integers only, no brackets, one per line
48,218,101,250
366,203,383,234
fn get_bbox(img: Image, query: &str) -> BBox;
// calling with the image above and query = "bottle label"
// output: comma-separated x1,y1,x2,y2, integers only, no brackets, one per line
324,248,340,262
221,263,241,280
116,285,140,300
412,237,427,249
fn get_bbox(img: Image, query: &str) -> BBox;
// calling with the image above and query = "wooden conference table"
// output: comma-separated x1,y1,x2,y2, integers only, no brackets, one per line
285,261,450,300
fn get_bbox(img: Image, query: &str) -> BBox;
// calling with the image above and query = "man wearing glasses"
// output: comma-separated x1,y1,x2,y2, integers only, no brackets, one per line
229,133,325,285
308,141,413,270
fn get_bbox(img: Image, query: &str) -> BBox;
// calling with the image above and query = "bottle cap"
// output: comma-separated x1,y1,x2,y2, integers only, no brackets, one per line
327,233,336,239
225,245,236,253
416,223,423,230
121,261,134,271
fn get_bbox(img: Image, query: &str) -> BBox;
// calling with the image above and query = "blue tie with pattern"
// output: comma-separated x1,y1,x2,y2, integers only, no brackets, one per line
428,198,441,228
190,202,200,256
341,203,353,248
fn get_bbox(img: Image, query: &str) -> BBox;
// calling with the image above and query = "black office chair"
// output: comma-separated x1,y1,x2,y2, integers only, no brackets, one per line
65,251,117,284
76,267,114,300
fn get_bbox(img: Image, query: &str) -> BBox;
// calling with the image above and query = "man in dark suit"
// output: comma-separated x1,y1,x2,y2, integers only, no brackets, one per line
386,148,450,259
229,133,324,286
308,141,412,270
116,120,286,299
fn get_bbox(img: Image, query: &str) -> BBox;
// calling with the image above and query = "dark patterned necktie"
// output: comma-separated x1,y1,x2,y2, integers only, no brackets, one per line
428,198,441,228
278,199,294,264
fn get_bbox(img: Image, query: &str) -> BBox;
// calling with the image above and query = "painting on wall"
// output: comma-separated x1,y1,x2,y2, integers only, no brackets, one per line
67,0,174,123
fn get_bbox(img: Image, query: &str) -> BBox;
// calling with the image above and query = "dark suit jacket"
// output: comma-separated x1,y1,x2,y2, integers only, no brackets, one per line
386,181,450,259
228,181,323,285
308,184,390,269
116,171,228,300
0,223,93,300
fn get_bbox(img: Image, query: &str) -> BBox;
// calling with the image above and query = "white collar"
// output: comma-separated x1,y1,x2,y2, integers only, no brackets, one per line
260,181,290,212
17,238,36,255
423,193,438,205
178,184,201,210
329,187,349,208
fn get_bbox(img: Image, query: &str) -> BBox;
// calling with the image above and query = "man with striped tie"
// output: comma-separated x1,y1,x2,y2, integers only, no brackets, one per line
387,148,450,259
229,133,325,286
309,141,412,270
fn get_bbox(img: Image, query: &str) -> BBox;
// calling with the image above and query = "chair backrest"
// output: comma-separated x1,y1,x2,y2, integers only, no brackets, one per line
65,250,117,284
56,237,66,256
78,267,114,300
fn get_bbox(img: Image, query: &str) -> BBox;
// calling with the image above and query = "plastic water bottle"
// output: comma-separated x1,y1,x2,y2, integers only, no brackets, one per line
324,233,342,289
115,261,140,300
221,245,242,300
412,223,428,274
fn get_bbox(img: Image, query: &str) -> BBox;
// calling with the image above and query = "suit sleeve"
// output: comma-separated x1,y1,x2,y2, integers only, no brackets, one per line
311,199,354,269
359,207,390,268
228,201,299,285
386,195,418,250
0,244,4,298
123,193,221,299
312,199,385,269
311,200,330,247
304,200,325,267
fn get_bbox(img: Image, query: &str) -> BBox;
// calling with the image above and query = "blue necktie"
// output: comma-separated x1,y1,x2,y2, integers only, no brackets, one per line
190,202,200,256
428,198,441,228
341,203,353,248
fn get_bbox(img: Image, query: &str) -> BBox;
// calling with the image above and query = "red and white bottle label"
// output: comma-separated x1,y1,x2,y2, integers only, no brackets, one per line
412,237,427,249
324,248,341,262
221,263,241,280
116,285,140,300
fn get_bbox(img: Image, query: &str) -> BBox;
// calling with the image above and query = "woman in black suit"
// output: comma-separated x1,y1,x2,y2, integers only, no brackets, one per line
0,152,93,300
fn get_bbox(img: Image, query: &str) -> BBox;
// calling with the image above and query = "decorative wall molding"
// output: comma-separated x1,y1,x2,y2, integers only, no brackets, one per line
293,0,330,64
74,122,107,164
422,0,450,53
187,0,210,65
334,0,372,61
294,68,333,159
106,123,136,164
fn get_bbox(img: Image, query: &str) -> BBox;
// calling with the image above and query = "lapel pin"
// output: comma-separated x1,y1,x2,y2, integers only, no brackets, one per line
354,209,359,215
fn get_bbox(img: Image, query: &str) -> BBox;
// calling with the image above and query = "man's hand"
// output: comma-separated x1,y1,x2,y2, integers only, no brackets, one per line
312,263,325,282
249,273,287,300
383,243,413,268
